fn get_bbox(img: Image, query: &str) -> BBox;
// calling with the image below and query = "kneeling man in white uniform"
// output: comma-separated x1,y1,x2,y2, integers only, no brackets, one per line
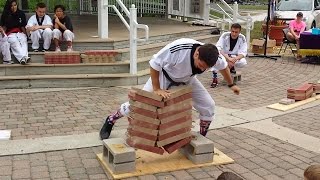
211,23,247,88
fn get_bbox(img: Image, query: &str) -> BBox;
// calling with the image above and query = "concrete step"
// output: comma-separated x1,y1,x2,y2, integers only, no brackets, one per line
1,56,151,76
0,69,150,89
28,34,219,63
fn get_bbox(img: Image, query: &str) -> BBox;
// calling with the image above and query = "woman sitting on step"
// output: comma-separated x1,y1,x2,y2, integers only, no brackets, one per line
0,0,30,65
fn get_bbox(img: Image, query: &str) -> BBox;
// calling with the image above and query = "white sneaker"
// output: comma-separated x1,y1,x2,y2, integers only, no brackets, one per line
67,46,73,52
25,57,31,63
20,58,26,65
55,47,61,52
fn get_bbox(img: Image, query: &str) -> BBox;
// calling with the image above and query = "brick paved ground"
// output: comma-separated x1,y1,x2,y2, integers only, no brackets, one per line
1,57,320,179
273,105,320,138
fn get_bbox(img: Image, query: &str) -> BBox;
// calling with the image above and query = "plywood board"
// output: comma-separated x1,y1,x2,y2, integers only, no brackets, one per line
97,148,234,179
267,95,320,111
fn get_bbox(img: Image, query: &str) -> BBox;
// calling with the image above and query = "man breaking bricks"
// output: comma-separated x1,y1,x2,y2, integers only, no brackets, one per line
100,38,240,139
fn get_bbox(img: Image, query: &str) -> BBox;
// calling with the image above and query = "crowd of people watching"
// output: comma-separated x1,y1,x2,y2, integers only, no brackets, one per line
0,0,74,65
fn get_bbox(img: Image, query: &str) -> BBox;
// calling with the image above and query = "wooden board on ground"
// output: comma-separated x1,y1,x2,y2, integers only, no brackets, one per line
97,148,234,179
267,94,320,111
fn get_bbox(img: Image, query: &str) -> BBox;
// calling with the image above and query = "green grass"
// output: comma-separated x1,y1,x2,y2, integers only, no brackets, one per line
239,5,267,10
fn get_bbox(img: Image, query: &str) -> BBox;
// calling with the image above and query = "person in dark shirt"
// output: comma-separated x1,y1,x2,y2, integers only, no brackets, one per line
0,0,29,64
52,5,74,52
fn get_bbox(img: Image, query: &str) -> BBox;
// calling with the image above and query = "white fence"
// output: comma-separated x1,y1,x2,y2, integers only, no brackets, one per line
80,0,166,15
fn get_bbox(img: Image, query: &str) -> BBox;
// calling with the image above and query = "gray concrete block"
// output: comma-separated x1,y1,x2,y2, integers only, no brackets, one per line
109,161,136,174
187,132,214,154
102,138,136,164
180,147,214,164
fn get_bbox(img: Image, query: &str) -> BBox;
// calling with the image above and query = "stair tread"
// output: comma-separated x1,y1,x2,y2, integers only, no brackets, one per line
0,69,149,80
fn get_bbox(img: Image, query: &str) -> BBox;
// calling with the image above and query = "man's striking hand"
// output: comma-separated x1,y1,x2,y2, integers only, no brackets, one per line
154,89,171,99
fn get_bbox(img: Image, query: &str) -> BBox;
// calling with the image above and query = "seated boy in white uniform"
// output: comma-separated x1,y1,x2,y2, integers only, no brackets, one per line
0,26,12,64
211,23,247,88
26,2,53,52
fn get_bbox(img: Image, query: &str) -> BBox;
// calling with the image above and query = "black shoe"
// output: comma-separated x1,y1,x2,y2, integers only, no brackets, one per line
100,117,114,140
210,78,218,88
33,49,39,52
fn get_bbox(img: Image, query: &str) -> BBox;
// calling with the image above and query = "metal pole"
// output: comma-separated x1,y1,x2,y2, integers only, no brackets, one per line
130,4,138,75
98,0,108,38
246,13,251,50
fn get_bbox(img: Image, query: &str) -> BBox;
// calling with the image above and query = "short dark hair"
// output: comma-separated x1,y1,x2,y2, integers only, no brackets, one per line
198,44,219,67
231,23,242,30
217,172,243,180
36,2,46,9
54,4,65,12
297,12,303,17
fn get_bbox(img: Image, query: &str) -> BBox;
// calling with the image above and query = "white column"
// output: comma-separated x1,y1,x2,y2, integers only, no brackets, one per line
203,0,210,25
246,13,251,50
130,4,137,75
98,0,109,38
233,2,238,23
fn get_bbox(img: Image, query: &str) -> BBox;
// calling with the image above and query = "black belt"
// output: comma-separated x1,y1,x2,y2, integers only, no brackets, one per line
162,68,186,90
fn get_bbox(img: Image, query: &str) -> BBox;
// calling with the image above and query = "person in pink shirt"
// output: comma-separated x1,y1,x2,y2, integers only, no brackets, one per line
287,12,306,58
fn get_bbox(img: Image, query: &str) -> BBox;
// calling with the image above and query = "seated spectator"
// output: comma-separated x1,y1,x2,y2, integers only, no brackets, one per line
304,164,320,180
217,172,243,180
0,26,12,64
287,12,306,59
211,23,247,88
0,0,29,65
26,2,53,52
52,5,74,52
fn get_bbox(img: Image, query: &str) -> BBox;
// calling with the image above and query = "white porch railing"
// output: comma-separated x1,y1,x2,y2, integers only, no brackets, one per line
100,0,149,75
209,1,254,48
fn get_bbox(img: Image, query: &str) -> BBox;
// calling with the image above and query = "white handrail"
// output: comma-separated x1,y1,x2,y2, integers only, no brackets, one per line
104,1,149,75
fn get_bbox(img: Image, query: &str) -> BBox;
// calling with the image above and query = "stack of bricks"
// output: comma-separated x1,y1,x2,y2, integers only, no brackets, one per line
311,82,320,94
81,50,119,63
102,138,136,174
44,51,81,64
287,83,314,101
126,87,193,155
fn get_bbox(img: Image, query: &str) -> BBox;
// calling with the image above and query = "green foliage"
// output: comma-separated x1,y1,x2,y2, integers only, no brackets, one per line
241,21,263,41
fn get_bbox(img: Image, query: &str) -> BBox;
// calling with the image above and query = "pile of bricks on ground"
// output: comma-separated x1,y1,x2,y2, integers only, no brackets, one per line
126,87,193,155
44,51,81,64
280,82,320,105
81,50,120,63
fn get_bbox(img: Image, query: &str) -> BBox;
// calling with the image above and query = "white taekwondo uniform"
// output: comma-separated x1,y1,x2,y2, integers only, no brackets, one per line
0,33,12,63
26,14,53,50
119,38,227,122
216,32,247,68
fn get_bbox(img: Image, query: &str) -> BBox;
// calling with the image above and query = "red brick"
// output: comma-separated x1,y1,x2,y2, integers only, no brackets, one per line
157,132,192,147
296,83,313,93
160,110,192,124
128,92,164,107
129,100,157,112
159,121,192,135
130,106,157,119
163,137,192,154
157,99,192,114
127,129,158,141
159,115,192,130
164,86,192,102
127,136,156,147
131,87,163,101
128,117,159,130
165,93,192,106
158,105,192,119
158,127,191,141
127,126,159,136
126,138,165,155
129,112,160,125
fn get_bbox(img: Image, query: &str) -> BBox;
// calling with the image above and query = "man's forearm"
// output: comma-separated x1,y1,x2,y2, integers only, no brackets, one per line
220,67,233,85
40,25,52,29
150,67,161,91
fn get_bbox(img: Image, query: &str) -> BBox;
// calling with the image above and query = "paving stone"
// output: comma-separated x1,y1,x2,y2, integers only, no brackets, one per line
157,175,176,180
12,169,31,179
170,170,194,180
138,175,157,180
0,166,12,176
189,171,211,179
31,171,50,179
240,172,264,180
88,174,108,179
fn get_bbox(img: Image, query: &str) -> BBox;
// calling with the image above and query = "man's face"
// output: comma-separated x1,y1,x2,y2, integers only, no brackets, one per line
230,27,241,39
55,8,64,18
36,7,46,18
194,50,209,71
